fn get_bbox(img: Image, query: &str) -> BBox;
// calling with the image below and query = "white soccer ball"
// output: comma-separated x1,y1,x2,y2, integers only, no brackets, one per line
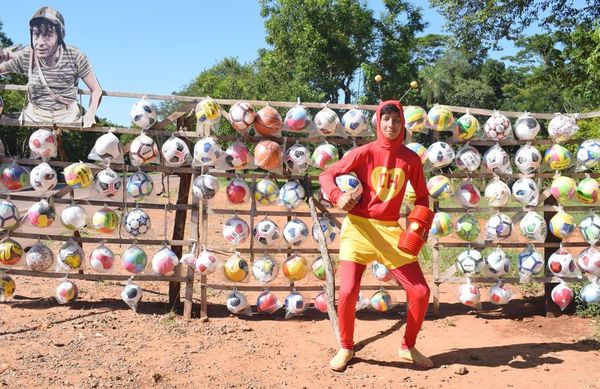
161,136,191,167
94,168,122,198
341,109,369,136
126,171,154,200
278,180,306,209
514,114,540,140
483,145,511,174
577,139,600,170
283,218,309,246
455,144,481,172
121,282,143,311
193,137,223,166
28,128,57,159
512,178,539,206
455,181,481,208
228,101,255,133
226,290,251,314
314,107,340,135
60,204,88,230
458,283,481,308
222,216,250,245
456,249,484,276
548,114,579,143
195,250,218,275
427,141,455,168
252,255,279,284
129,133,159,165
284,143,310,174
285,292,308,315
484,112,512,140
485,248,511,276
514,144,542,174
252,218,281,247
29,162,57,192
130,99,158,129
486,213,513,240
312,216,337,244
518,245,544,276
489,282,513,305
577,246,600,277
519,211,547,241
579,214,600,244
124,209,151,236
484,180,511,207
547,248,577,277
192,174,219,200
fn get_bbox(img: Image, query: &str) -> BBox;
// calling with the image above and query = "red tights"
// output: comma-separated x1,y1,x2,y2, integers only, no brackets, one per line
337,260,430,350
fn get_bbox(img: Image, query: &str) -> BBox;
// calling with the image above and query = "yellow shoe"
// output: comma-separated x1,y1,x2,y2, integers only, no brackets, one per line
329,348,354,371
398,347,434,368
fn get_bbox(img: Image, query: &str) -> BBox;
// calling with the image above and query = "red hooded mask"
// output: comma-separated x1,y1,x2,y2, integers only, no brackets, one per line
375,100,406,150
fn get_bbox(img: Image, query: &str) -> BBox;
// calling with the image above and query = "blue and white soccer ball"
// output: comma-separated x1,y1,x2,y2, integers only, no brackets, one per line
579,214,600,244
486,213,513,240
130,99,157,129
282,218,309,246
427,141,455,168
193,137,223,166
519,211,547,241
518,245,544,277
278,180,306,209
456,249,484,276
252,218,280,247
126,171,154,200
341,109,369,136
124,209,151,236
312,216,337,244
485,248,511,276
577,139,600,170
512,178,539,206
284,143,310,174
514,144,542,174
335,173,362,200
95,168,122,198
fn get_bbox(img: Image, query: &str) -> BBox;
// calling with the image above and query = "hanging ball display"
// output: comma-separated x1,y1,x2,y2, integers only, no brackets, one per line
0,238,23,266
455,214,480,242
456,249,484,275
512,178,539,206
284,105,310,132
25,241,54,271
63,162,93,189
30,162,58,192
311,143,339,169
195,98,221,126
486,248,511,276
161,136,191,167
314,107,340,136
55,280,79,305
126,171,154,200
455,181,481,208
195,250,218,275
458,283,481,308
577,139,600,170
256,290,281,314
580,283,600,305
311,256,327,281
430,212,453,238
577,246,600,277
284,143,310,174
579,214,600,245
455,144,481,172
229,101,256,133
89,132,122,162
1,163,29,191
254,140,283,171
222,216,250,245
484,112,512,140
484,180,511,208
285,291,308,316
312,216,337,244
547,248,577,277
370,290,392,312
58,239,85,270
0,199,20,231
486,213,513,240
27,199,56,228
548,114,579,144
130,99,158,129
282,254,309,281
223,253,249,282
514,144,542,174
278,180,306,209
28,128,57,159
313,291,329,313
94,168,122,198
519,211,547,241
0,274,16,301
341,109,369,136
518,245,544,276
254,178,279,205
193,174,219,200
124,208,151,237
122,245,148,274
226,178,250,204
151,247,179,276
283,218,309,246
551,283,573,311
224,140,250,169
427,141,455,169
92,207,119,234
89,244,115,273
405,142,427,164
488,282,512,305
252,254,279,284
121,282,143,311
193,136,223,166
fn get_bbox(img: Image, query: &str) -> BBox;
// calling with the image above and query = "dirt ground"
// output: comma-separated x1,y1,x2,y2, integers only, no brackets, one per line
1,178,600,388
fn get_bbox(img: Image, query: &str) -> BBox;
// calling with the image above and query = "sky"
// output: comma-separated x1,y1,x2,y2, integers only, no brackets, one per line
1,0,522,126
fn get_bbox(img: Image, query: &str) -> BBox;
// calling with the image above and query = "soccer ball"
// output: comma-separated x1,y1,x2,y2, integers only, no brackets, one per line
1,275,17,300
341,109,369,136
195,98,221,126
121,282,143,311
223,253,249,282
486,213,513,240
518,245,544,276
284,105,310,132
519,211,547,241
222,216,250,245
55,280,79,305
89,132,122,162
252,218,280,247
27,199,56,228
548,114,579,143
30,162,57,192
225,140,250,169
161,136,191,167
577,139,600,170
544,144,572,171
284,143,310,174
514,113,540,140
455,214,480,241
122,245,148,274
0,199,19,230
92,207,119,234
314,291,329,313
60,204,87,230
551,284,572,310
577,246,600,277
124,209,151,236
405,142,428,165
193,137,223,166
285,292,308,316
314,107,340,135
512,178,539,206
550,176,576,204
483,145,511,174
370,290,393,312
195,250,218,275
252,254,279,284
455,113,479,141
226,178,250,204
256,290,281,313
151,247,179,276
254,178,279,205
311,256,332,280
427,106,455,132
335,173,362,200
228,101,255,134
94,168,122,198
28,128,57,159
193,174,219,200
130,99,157,129
312,216,337,244
372,261,393,282
577,177,600,204
579,283,600,305
226,290,251,314
57,239,85,270
403,106,428,133
548,211,576,239
456,249,484,275
455,144,481,172
315,187,332,208
25,241,54,271
485,248,510,276
484,112,512,140
283,218,309,246
427,175,453,201
278,180,306,209
311,143,339,169
455,181,481,208
547,248,577,277
579,214,600,244
283,254,309,281
427,141,455,168
514,144,542,174
484,180,511,207
1,163,29,191
89,244,115,273
489,282,513,305
126,171,154,200
130,134,159,165
0,238,23,266
63,162,93,189
430,212,453,237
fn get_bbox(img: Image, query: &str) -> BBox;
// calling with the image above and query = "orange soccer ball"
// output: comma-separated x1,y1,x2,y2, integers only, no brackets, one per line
254,140,283,170
254,106,283,137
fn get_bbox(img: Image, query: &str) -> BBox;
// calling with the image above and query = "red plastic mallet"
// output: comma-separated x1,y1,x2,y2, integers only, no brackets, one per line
397,205,434,256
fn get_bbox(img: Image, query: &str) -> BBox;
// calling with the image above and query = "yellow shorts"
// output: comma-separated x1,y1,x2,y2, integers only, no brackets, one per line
339,214,417,269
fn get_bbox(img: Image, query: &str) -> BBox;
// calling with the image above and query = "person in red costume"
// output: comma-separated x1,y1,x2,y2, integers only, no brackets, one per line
319,100,433,371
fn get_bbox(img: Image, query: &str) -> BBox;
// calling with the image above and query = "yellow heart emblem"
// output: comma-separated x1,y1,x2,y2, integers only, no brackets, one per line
370,167,405,202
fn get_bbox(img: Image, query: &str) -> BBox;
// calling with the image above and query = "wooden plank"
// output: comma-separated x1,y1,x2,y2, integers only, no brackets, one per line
435,276,585,284
0,268,188,282
435,241,589,248
204,283,406,292
4,231,193,246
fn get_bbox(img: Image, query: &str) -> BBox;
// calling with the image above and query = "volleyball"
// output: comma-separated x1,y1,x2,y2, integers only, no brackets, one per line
427,106,455,132
403,106,427,133
427,175,453,201
550,176,576,204
455,113,479,141
544,144,572,171
430,212,453,237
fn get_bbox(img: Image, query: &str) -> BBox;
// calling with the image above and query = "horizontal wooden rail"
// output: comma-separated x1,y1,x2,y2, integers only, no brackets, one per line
204,283,404,292
0,268,190,282
4,231,194,246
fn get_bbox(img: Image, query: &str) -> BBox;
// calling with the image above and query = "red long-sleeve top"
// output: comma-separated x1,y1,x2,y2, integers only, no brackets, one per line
319,100,430,221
